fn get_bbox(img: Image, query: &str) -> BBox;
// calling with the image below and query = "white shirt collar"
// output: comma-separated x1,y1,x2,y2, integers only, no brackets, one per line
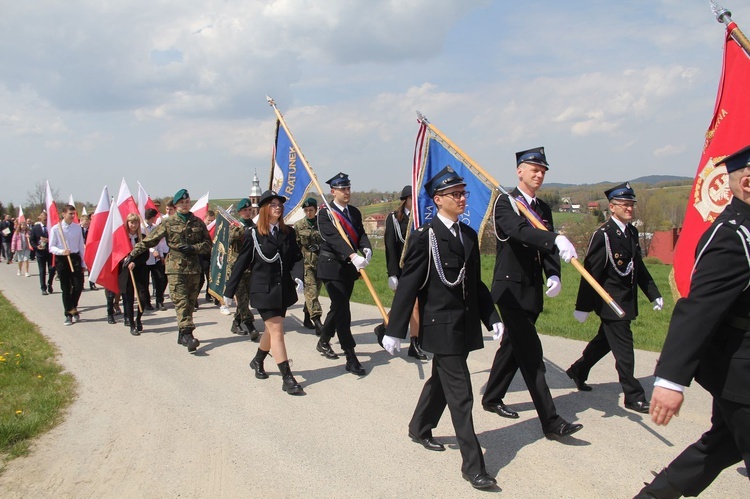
333,201,348,212
611,216,627,232
436,212,458,231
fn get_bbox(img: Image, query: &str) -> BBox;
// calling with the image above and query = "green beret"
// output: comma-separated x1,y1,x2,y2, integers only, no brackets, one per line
237,198,251,211
173,189,190,205
302,197,318,208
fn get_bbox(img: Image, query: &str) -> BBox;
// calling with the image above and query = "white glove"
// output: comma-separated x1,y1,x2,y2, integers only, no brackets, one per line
350,254,369,271
573,310,589,323
223,296,234,307
492,322,505,341
295,278,304,294
388,276,399,290
545,276,561,298
554,235,578,263
653,297,664,311
363,248,372,263
382,335,401,355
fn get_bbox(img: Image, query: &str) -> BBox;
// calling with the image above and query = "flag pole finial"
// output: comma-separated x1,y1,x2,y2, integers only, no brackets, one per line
711,1,731,24
416,110,428,124
266,95,276,107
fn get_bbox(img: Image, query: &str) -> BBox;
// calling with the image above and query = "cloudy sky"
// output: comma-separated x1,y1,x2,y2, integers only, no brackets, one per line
1,0,747,206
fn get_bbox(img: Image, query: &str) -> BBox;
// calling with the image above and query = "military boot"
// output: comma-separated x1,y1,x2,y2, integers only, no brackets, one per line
231,316,249,335
177,329,187,345
408,336,428,360
312,317,324,337
182,327,200,353
303,307,315,329
316,334,339,359
249,348,270,379
344,348,366,376
278,360,304,395
244,320,260,341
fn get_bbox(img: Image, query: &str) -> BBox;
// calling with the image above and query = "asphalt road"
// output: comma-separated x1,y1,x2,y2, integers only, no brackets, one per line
0,262,746,497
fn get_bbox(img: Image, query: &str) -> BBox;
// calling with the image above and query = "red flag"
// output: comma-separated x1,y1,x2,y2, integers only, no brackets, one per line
190,191,209,221
137,181,160,224
116,178,139,222
207,219,216,239
68,195,79,224
17,206,25,224
84,186,110,272
45,181,59,233
672,25,750,297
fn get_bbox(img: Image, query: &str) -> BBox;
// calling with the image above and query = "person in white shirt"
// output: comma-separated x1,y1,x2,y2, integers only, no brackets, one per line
49,204,87,326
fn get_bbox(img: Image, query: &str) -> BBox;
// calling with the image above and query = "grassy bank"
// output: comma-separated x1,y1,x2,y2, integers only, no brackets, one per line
0,292,76,470
351,248,673,352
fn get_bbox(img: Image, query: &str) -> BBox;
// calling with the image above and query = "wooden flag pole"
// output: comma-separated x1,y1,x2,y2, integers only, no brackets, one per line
267,96,389,323
129,267,143,313
56,223,75,272
417,112,626,318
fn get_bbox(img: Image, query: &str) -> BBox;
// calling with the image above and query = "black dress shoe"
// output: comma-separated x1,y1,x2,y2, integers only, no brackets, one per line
407,337,428,360
144,303,154,311
130,326,140,336
124,317,131,327
462,472,497,490
42,289,49,296
316,340,339,359
483,403,519,419
408,432,445,451
625,400,650,414
107,315,116,324
544,421,583,440
566,367,592,391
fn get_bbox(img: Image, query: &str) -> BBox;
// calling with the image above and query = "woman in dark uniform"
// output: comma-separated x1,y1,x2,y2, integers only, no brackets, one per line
224,190,305,395
120,213,149,336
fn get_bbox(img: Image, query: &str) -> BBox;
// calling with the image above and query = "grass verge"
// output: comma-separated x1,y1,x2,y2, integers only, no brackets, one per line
0,291,76,472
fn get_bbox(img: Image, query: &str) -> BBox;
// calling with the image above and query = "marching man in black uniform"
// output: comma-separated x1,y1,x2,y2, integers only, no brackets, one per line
382,166,503,490
635,146,750,497
566,182,662,413
483,147,583,440
316,172,372,376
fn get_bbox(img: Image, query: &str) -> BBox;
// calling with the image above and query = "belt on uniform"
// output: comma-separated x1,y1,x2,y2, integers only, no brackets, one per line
319,250,343,262
725,315,750,331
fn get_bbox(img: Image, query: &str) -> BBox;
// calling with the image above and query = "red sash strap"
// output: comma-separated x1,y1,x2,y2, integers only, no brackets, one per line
331,208,360,249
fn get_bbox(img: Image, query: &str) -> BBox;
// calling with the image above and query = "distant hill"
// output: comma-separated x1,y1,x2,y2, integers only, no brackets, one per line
545,175,691,189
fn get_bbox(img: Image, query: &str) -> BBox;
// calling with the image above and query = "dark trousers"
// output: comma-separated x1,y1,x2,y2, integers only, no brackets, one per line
36,251,56,291
483,306,562,432
569,319,646,404
105,289,118,316
146,262,166,305
642,398,750,497
321,278,356,349
120,268,148,325
56,253,84,316
409,353,486,476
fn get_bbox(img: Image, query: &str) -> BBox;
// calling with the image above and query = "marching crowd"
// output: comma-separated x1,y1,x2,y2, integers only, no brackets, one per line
3,144,750,496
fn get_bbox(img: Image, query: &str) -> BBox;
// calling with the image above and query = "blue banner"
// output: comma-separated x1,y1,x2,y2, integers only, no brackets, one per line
270,120,312,218
416,136,495,235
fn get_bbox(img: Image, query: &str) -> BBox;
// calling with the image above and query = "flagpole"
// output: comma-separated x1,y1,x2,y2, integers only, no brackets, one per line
712,1,750,52
56,223,75,272
266,96,389,322
129,268,143,313
416,112,626,318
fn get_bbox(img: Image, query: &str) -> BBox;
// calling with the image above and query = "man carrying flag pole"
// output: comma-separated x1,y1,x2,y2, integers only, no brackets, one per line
267,96,388,376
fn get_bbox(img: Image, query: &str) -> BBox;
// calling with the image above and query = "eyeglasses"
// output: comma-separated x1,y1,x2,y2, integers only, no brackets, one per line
268,203,283,208
611,202,636,209
438,190,470,201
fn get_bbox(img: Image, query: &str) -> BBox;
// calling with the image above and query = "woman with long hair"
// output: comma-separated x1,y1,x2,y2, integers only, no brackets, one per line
224,190,305,395
12,221,32,277
382,185,426,360
120,213,149,336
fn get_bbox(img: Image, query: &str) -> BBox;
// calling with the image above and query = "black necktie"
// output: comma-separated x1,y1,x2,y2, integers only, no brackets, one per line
271,226,278,241
530,199,538,212
343,208,351,221
452,223,459,237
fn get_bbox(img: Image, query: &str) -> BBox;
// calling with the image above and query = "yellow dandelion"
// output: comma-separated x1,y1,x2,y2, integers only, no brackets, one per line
15,410,23,415
15,353,21,357
37,375,43,379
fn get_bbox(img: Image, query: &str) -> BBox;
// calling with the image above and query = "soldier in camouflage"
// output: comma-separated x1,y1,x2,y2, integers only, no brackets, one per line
293,197,323,335
227,198,259,339
129,189,212,353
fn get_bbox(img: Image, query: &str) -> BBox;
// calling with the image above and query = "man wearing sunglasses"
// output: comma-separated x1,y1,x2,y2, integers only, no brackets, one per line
483,146,583,440
566,183,662,414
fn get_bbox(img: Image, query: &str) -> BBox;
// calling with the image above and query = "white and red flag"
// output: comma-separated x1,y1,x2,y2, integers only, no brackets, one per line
137,181,160,224
45,181,59,231
17,206,25,224
116,178,139,222
672,23,750,297
68,195,79,223
89,202,127,294
84,186,110,272
190,191,210,222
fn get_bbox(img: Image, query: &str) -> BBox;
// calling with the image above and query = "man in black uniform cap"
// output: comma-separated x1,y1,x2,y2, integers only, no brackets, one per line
382,166,502,490
316,172,372,375
635,145,750,497
566,182,663,413
483,146,583,440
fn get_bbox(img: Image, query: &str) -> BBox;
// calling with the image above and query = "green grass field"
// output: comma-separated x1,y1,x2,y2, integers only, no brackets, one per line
350,248,673,352
0,292,76,468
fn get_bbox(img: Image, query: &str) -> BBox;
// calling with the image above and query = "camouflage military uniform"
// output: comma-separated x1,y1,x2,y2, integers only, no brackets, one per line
228,222,256,330
294,216,323,319
131,213,212,331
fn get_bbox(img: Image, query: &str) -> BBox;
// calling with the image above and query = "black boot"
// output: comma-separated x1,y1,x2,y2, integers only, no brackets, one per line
124,316,131,327
303,307,314,329
250,348,270,379
373,322,386,347
244,320,260,341
316,335,339,359
278,360,305,395
107,315,116,324
344,348,366,376
178,329,186,345
408,336,428,360
130,325,140,336
136,312,143,332
182,328,200,353
312,317,324,337
231,316,249,335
